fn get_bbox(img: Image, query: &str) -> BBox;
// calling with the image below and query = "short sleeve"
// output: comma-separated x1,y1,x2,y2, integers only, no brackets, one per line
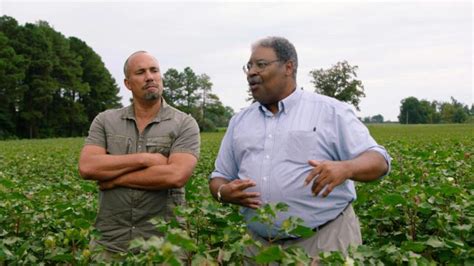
170,115,200,159
334,105,392,175
84,112,106,148
209,115,239,181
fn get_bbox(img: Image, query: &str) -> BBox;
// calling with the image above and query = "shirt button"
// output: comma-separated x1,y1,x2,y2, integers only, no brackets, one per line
268,134,272,138
132,226,135,229
263,177,267,181
265,155,270,159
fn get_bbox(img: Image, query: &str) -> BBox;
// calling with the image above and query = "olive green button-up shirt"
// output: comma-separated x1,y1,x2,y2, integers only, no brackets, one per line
84,100,200,252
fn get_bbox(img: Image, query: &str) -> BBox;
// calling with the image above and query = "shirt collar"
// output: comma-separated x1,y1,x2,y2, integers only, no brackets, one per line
258,87,302,116
121,97,172,122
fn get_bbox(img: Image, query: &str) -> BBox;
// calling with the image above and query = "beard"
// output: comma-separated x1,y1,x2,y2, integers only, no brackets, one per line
144,91,161,101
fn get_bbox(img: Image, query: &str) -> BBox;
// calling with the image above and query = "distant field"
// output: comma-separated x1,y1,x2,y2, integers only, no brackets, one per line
0,124,472,264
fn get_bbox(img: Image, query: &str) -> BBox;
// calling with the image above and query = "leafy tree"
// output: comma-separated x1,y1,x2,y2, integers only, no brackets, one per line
371,114,384,123
163,68,186,107
399,96,469,124
182,67,200,114
0,32,25,138
163,67,234,131
69,37,121,131
440,97,468,123
309,61,365,111
0,15,121,138
398,97,427,124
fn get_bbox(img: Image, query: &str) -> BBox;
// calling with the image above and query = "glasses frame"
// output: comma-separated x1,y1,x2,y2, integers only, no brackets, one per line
242,59,282,74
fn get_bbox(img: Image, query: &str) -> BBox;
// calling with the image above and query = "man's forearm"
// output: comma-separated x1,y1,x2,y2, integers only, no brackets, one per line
102,153,197,190
209,177,230,200
79,152,167,181
346,151,389,182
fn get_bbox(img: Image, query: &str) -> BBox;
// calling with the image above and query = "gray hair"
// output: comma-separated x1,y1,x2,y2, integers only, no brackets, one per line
123,50,148,78
253,36,298,79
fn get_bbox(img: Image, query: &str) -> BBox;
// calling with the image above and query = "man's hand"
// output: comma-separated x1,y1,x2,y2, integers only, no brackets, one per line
98,179,116,190
219,179,262,209
304,160,352,197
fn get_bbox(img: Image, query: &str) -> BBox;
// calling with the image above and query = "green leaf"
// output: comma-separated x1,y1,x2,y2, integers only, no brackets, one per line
382,194,407,206
51,253,74,261
3,237,20,245
254,245,285,263
453,224,472,232
426,237,444,248
73,218,90,229
445,239,464,248
166,233,197,252
401,241,426,252
289,225,315,238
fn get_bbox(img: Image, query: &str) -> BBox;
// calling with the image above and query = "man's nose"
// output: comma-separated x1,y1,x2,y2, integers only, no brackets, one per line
144,70,154,81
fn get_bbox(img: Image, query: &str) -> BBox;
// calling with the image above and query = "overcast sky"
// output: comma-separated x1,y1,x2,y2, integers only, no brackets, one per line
2,0,472,121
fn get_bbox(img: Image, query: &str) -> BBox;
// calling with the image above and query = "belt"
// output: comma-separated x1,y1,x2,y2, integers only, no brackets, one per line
263,202,352,242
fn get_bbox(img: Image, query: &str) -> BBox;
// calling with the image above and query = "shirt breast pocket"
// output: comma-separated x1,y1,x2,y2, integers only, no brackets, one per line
284,130,317,164
106,135,128,155
146,136,172,156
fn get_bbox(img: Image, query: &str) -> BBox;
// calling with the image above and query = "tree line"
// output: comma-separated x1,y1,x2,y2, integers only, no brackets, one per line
0,16,121,139
1,15,470,139
309,61,473,124
162,68,234,132
398,96,473,124
0,16,233,139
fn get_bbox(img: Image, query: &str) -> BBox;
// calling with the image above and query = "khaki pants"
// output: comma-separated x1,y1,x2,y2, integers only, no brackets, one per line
245,204,362,265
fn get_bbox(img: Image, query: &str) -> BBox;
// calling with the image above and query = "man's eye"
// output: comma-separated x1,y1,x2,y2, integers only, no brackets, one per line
256,62,266,68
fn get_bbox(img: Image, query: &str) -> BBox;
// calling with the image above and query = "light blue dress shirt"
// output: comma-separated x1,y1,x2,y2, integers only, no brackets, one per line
211,88,391,238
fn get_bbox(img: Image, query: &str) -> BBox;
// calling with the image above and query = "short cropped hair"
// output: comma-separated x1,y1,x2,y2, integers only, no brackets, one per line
252,36,298,79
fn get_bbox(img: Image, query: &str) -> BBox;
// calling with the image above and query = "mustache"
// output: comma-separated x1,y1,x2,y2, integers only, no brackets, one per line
142,82,161,90
248,76,262,85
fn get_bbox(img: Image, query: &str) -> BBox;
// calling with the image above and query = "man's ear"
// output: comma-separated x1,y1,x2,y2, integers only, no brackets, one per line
124,78,131,91
285,60,294,77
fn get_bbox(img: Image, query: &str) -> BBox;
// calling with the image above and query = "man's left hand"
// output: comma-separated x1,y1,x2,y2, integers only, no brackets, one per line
304,160,352,197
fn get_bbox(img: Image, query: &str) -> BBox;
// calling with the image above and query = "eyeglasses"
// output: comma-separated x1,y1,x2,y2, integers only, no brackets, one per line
242,60,281,74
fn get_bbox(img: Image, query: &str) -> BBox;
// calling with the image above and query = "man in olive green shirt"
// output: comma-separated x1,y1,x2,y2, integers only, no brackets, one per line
78,51,200,254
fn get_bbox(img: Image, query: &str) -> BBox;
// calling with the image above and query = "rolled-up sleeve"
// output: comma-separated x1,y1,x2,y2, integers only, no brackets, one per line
210,116,239,181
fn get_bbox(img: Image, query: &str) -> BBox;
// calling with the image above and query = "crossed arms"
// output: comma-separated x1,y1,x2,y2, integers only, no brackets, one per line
78,145,197,190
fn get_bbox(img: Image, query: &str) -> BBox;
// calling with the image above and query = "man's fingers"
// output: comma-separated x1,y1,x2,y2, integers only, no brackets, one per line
244,192,261,198
242,198,262,209
322,183,334,197
308,159,321,167
235,179,257,190
312,174,329,196
304,165,321,186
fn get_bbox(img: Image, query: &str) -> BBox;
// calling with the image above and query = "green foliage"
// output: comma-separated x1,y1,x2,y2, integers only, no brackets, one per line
162,68,234,132
399,96,470,124
0,125,473,264
309,60,365,111
0,16,121,139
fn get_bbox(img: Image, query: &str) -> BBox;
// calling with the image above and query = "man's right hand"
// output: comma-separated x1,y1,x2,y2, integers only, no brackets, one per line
219,179,262,209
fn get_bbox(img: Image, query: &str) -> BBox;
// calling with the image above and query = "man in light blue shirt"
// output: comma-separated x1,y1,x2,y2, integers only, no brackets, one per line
209,37,390,259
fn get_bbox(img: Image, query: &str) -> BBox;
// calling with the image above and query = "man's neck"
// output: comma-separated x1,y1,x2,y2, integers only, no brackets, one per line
133,98,162,120
265,83,297,114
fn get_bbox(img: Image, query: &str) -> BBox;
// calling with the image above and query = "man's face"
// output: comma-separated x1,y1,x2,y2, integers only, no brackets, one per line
124,52,163,102
246,46,289,106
